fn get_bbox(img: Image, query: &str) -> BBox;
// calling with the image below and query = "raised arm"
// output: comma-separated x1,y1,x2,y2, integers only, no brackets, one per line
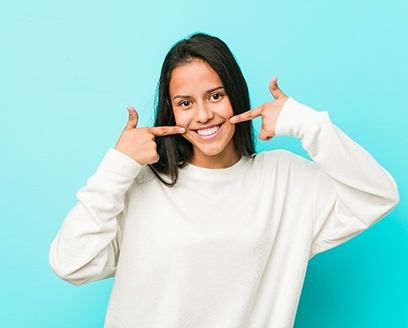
49,108,185,285
230,78,399,256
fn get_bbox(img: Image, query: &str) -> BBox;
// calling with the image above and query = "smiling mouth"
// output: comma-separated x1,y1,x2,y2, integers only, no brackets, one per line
195,124,222,137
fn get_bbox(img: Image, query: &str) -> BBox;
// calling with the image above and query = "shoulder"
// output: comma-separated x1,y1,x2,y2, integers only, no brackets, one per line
254,149,310,166
126,165,161,197
252,149,320,177
134,165,156,184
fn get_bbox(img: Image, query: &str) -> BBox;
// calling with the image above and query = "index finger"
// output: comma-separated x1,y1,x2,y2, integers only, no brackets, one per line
149,126,186,137
229,107,263,124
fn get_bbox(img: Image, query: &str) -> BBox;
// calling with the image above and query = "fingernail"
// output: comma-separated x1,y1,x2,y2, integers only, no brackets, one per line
179,127,186,133
230,117,236,123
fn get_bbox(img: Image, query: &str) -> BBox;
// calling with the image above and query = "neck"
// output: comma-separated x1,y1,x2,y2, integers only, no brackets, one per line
190,150,241,169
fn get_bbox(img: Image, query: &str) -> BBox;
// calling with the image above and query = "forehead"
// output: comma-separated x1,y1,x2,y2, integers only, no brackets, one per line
169,60,223,95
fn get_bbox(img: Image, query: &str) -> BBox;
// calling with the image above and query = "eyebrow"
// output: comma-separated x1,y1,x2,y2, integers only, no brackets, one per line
172,86,225,100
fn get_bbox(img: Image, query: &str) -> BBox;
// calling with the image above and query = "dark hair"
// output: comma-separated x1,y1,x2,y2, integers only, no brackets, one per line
149,32,255,186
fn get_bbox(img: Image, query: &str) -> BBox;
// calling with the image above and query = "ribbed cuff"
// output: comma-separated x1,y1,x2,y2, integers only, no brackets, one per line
275,97,321,138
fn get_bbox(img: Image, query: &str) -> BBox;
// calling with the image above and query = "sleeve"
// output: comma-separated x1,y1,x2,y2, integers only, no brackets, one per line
275,98,399,257
49,148,142,285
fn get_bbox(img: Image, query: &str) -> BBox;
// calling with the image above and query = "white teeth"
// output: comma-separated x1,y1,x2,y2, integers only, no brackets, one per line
196,125,220,136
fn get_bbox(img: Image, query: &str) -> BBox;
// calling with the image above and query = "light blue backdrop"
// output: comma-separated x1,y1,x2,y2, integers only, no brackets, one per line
1,0,407,327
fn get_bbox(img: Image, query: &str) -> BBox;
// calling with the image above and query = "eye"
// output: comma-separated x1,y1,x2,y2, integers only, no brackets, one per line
179,100,191,107
210,93,222,101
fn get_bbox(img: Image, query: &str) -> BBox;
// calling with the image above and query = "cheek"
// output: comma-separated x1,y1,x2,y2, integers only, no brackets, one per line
173,110,190,127
219,99,234,118
220,102,236,135
226,121,236,136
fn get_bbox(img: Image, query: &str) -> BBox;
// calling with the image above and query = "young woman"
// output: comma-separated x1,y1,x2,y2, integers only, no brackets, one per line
50,33,399,327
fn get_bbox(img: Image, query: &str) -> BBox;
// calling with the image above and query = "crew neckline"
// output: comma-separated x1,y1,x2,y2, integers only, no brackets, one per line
180,156,251,181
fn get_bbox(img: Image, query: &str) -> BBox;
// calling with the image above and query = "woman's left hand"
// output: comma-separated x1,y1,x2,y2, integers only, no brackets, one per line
229,77,288,141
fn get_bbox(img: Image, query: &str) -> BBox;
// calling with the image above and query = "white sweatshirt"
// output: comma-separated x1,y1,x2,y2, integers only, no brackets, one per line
49,98,399,327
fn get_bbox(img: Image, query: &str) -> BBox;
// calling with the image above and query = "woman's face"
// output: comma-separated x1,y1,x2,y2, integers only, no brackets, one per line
169,60,240,168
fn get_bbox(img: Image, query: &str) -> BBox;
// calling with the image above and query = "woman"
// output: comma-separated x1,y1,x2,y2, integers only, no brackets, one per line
50,33,399,327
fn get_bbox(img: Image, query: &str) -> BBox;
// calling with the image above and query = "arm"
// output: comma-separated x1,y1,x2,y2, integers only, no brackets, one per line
49,149,141,285
49,107,185,285
231,78,399,256
276,97,399,256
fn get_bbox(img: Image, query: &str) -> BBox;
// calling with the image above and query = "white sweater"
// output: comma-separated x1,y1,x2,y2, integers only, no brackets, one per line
49,98,399,327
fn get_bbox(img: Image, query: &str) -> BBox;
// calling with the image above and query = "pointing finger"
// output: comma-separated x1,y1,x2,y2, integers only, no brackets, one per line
149,126,186,137
229,106,263,124
269,77,287,100
125,106,139,130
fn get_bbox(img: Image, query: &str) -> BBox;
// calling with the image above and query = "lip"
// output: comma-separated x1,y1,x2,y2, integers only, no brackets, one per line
192,123,224,140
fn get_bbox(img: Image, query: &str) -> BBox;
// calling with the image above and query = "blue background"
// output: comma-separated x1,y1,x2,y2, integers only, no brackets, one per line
1,0,407,327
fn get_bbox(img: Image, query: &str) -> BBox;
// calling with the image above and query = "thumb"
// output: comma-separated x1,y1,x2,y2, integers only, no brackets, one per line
125,106,139,130
269,77,287,100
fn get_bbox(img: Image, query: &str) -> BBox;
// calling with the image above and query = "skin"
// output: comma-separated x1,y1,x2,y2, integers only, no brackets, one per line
115,62,289,167
230,77,289,141
169,60,239,168
114,109,185,165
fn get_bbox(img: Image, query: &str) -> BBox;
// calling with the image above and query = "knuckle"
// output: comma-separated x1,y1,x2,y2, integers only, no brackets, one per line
145,129,155,139
159,127,167,135
245,111,253,118
151,153,160,163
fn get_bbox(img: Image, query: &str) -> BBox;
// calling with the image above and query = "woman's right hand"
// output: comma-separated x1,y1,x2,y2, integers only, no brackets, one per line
114,106,185,165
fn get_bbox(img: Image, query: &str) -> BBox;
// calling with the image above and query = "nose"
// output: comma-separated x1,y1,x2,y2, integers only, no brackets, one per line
195,102,214,123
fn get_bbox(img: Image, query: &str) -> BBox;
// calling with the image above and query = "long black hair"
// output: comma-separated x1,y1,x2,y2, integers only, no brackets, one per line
149,33,255,186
